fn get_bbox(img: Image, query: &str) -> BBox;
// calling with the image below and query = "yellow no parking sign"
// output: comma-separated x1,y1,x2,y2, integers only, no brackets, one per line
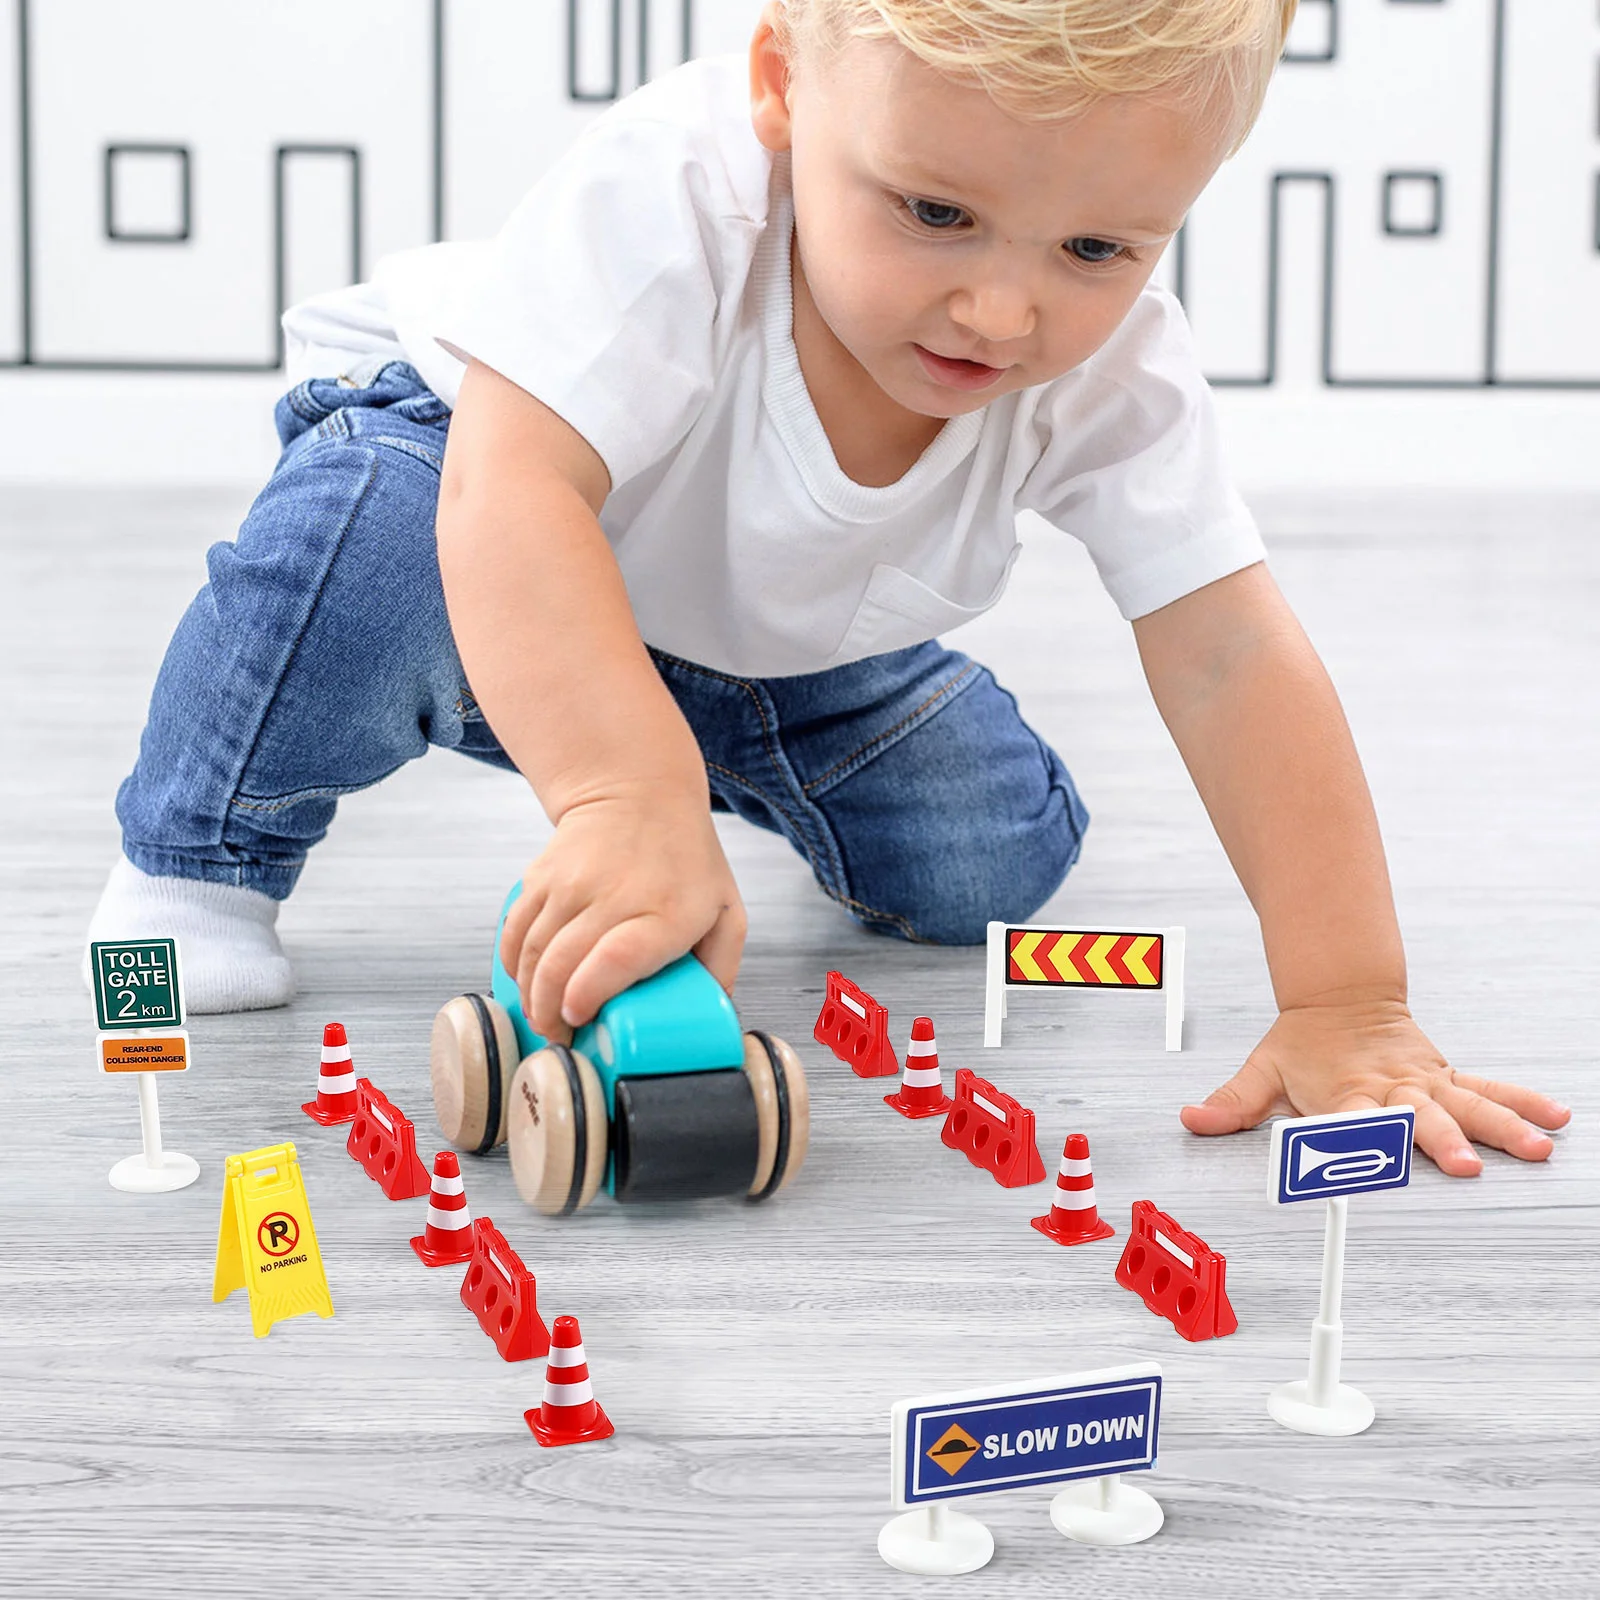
213,1142,334,1338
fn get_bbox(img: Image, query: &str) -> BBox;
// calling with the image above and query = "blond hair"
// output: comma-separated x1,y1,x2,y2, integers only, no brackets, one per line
776,0,1299,148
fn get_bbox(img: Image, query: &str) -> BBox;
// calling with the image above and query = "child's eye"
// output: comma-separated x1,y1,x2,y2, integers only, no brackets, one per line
1064,237,1129,265
902,197,968,230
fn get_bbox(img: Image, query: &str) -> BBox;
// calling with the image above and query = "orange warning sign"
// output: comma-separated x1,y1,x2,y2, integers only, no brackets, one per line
926,1423,980,1477
98,1031,189,1073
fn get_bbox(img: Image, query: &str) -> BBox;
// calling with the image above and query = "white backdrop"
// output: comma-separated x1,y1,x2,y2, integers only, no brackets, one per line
1,0,1596,487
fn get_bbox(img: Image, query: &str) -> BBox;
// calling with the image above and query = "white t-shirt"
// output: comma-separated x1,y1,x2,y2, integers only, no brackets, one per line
283,54,1264,678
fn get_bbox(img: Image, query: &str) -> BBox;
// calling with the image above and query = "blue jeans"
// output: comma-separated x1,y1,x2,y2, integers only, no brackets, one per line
117,363,1088,943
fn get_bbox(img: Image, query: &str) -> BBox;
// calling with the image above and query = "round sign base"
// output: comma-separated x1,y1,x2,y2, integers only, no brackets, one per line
1268,1378,1375,1437
1050,1479,1164,1546
878,1508,993,1575
110,1149,200,1193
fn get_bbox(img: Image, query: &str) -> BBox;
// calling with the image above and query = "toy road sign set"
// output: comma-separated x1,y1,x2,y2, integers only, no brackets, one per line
96,881,806,1452
91,900,1426,1572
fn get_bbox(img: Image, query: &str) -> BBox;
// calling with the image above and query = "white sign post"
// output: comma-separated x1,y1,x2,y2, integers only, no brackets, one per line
1266,1105,1415,1436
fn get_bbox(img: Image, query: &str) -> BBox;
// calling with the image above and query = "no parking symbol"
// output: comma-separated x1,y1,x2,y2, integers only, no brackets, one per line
257,1211,300,1257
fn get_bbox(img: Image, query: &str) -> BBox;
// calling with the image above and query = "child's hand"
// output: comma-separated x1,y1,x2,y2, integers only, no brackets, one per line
498,784,746,1042
1180,999,1570,1175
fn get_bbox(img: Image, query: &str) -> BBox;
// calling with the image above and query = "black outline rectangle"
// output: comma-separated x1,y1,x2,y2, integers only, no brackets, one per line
566,0,694,106
1382,170,1444,237
273,144,363,367
104,142,191,242
568,0,622,103
1283,0,1337,63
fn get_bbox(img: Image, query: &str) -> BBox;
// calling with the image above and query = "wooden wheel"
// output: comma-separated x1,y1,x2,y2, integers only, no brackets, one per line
430,993,520,1153
507,1046,608,1216
743,1031,810,1200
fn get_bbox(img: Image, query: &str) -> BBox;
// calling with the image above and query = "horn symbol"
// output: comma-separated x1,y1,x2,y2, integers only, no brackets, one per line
1296,1141,1394,1185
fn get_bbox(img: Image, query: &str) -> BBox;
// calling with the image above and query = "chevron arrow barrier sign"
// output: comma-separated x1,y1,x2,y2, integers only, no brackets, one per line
985,923,1185,1052
1007,930,1163,988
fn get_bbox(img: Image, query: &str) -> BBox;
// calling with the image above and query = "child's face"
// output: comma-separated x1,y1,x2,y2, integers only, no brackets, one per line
752,18,1237,420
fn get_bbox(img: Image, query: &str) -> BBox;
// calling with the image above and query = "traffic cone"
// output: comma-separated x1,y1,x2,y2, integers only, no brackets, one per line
525,1316,615,1447
1031,1133,1116,1246
410,1151,474,1267
883,1017,953,1119
301,1022,359,1125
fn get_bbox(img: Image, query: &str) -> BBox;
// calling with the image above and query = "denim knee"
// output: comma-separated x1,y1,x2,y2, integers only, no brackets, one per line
115,369,490,896
813,670,1089,945
848,771,1086,944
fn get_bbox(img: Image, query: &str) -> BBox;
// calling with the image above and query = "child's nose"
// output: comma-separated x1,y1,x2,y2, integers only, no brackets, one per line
948,279,1037,345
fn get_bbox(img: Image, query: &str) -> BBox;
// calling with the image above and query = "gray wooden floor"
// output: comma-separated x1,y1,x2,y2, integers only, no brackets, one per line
1,484,1595,1599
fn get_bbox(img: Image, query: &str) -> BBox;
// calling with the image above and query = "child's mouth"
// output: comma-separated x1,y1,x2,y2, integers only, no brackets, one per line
915,345,1006,391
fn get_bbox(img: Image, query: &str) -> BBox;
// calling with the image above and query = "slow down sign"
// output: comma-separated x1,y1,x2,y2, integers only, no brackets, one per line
891,1363,1162,1508
880,1363,1167,1572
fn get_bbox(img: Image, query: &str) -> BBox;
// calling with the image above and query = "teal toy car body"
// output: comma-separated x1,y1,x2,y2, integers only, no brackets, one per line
431,885,809,1214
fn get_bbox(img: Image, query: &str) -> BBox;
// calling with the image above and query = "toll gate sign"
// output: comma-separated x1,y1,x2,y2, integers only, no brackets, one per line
90,938,183,1031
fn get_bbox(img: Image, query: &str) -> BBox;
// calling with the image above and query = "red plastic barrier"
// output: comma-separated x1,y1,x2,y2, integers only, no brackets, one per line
459,1218,550,1363
939,1068,1046,1188
812,970,898,1078
1114,1200,1237,1343
345,1078,431,1200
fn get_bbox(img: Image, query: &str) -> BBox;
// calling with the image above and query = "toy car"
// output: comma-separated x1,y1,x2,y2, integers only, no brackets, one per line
429,885,809,1215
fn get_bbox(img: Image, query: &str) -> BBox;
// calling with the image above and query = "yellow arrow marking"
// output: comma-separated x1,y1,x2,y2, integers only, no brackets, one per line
1043,935,1078,984
1087,934,1120,984
1012,931,1047,982
1126,935,1160,985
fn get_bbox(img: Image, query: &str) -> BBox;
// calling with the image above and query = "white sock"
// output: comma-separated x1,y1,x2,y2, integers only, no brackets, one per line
85,856,296,1014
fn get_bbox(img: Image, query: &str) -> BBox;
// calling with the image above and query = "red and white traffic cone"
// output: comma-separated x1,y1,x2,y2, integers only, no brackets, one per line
1031,1133,1116,1246
883,1017,953,1119
410,1151,474,1266
525,1316,615,1447
301,1021,359,1125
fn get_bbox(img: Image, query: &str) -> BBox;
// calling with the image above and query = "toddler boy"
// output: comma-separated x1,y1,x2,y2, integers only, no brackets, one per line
89,0,1567,1173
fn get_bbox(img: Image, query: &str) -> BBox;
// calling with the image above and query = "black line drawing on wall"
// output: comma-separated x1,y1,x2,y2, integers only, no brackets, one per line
103,144,191,243
1283,0,1338,63
274,146,362,368
4,0,1597,386
1382,171,1444,237
568,0,694,103
5,0,443,372
1172,0,1599,387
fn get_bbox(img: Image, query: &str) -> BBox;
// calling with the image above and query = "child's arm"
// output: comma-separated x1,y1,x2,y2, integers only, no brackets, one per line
436,359,746,1038
1132,562,1569,1174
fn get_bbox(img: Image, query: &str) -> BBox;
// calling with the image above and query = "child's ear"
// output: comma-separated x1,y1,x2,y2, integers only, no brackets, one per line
749,2,795,153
